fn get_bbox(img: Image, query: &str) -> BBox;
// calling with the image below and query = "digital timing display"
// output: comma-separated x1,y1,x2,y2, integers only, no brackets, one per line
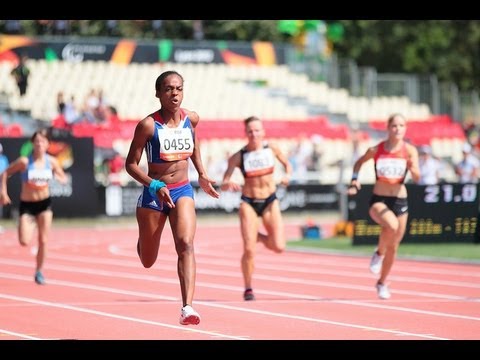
348,183,479,244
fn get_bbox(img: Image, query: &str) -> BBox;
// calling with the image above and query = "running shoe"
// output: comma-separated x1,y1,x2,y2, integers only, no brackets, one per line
34,271,45,285
179,305,201,325
243,288,255,301
376,282,391,300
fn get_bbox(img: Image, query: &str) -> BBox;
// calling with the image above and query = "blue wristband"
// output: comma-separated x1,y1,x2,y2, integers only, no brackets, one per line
149,179,166,198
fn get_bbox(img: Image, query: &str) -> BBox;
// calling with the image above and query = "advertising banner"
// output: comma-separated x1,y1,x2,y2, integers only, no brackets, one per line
348,184,479,244
0,136,97,218
105,183,341,216
0,35,287,65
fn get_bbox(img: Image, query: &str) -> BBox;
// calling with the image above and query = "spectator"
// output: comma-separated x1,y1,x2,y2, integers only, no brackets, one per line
152,20,163,37
53,20,70,35
108,152,124,185
5,20,22,34
11,55,30,97
418,145,442,185
64,96,84,126
106,20,119,36
193,20,204,41
0,143,9,173
0,143,9,230
455,143,480,184
57,91,66,114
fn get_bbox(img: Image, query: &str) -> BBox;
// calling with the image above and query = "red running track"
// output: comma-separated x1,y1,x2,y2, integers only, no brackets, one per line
0,219,479,342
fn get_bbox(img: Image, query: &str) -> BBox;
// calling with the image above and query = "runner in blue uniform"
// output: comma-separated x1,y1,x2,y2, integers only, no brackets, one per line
125,71,219,325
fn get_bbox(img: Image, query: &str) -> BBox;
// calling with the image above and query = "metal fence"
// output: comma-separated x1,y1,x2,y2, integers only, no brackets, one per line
289,51,480,124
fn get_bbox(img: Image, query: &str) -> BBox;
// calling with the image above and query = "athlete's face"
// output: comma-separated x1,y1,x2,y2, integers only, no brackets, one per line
32,134,49,154
156,75,183,112
246,120,265,144
387,115,407,140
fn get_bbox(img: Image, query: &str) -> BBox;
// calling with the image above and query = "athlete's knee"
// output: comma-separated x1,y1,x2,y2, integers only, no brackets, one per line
267,233,286,252
271,241,285,253
141,260,155,268
175,238,194,256
383,221,399,234
384,241,399,255
267,237,285,254
139,254,156,268
137,243,156,268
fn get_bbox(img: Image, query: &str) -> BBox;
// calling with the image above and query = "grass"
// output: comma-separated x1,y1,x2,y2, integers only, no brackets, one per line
287,236,480,263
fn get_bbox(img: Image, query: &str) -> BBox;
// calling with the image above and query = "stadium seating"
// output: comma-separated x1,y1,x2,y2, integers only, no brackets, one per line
0,59,464,184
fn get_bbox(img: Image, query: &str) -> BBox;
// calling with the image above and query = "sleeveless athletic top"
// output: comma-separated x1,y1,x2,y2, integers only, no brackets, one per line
145,109,195,164
374,141,409,184
240,141,275,178
21,154,53,189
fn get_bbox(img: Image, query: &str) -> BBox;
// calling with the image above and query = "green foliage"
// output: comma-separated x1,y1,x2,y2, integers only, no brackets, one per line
334,20,480,92
278,20,300,36
10,20,480,92
326,22,344,42
288,236,480,262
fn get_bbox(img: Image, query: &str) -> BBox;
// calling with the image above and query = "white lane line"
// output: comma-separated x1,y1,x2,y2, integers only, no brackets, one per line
192,302,450,340
335,300,480,321
0,274,450,340
0,257,472,302
109,244,480,288
0,293,248,340
0,329,42,340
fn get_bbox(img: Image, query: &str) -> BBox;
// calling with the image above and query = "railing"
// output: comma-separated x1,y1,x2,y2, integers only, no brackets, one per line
289,51,479,124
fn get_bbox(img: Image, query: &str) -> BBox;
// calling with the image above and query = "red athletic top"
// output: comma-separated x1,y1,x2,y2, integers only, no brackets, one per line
373,141,409,184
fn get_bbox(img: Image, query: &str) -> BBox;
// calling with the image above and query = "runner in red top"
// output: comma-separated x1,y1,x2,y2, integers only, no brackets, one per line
347,113,420,299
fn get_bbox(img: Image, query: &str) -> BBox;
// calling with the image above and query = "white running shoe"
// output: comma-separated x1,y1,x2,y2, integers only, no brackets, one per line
376,283,391,300
369,250,384,274
179,305,201,325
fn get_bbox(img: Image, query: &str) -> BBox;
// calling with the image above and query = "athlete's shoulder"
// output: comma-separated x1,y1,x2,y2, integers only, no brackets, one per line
368,142,381,154
405,142,419,155
46,153,60,166
266,139,281,148
18,156,29,165
404,141,416,150
229,149,243,164
10,156,29,172
145,110,160,122
376,140,386,147
182,108,199,125
138,115,154,127
135,114,155,134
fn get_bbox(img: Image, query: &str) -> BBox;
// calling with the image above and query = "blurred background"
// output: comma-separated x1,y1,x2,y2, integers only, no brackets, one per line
0,20,479,241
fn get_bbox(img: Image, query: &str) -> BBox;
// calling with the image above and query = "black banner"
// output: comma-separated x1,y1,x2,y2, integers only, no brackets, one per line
0,36,287,65
348,183,479,244
0,136,97,218
104,183,341,216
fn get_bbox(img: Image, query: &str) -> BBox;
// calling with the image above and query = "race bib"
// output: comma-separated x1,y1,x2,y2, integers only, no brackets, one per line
27,168,53,188
157,127,194,161
376,157,407,182
243,148,275,177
